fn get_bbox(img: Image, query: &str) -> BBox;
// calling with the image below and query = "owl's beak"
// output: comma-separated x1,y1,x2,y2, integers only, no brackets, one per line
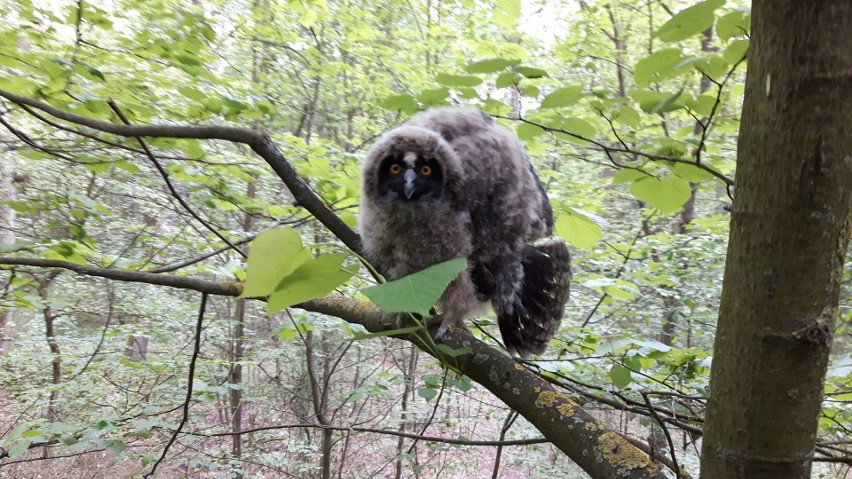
403,169,417,199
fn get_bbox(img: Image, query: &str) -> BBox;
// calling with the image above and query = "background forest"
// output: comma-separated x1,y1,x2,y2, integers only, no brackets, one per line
0,0,849,478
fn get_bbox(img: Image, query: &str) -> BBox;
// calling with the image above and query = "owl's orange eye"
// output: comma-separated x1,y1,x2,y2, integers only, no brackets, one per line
420,165,432,176
389,164,402,175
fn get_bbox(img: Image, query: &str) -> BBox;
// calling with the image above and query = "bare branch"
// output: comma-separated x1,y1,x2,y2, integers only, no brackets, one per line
144,293,207,478
493,113,735,188
190,422,548,447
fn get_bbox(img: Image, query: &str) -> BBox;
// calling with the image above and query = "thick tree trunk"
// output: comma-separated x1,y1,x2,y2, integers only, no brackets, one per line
700,2,852,479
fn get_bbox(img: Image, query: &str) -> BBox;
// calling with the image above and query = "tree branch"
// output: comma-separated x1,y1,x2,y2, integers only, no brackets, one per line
0,89,361,254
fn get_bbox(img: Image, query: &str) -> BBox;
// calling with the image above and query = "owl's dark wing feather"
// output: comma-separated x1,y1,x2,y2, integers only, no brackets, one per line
495,239,572,357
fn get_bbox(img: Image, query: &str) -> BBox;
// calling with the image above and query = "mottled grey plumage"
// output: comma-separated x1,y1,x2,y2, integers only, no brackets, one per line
359,107,571,357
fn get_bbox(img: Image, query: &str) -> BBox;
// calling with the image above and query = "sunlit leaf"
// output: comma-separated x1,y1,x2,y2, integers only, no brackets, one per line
516,122,545,140
723,39,749,64
717,10,751,40
435,74,483,87
629,176,693,214
610,365,632,389
241,227,310,298
555,209,603,250
516,66,547,79
634,48,690,87
540,85,583,108
492,0,520,28
612,168,648,184
629,89,686,114
379,94,419,113
656,0,726,42
267,254,355,313
465,58,519,74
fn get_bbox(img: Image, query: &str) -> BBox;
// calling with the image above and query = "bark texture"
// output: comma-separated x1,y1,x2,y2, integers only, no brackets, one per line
700,2,852,478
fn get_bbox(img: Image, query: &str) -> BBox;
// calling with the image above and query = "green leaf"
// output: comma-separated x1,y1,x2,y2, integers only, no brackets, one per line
0,241,35,253
629,89,686,114
603,279,639,300
519,84,539,98
612,105,641,128
516,122,545,141
114,161,141,173
3,200,43,213
552,118,596,142
492,0,520,28
105,439,126,455
379,94,419,113
717,10,750,40
668,162,716,182
656,0,726,42
435,74,483,87
630,176,693,214
178,86,206,101
612,168,647,184
540,86,583,108
465,58,519,74
362,258,467,316
417,88,449,106
723,39,749,64
691,56,729,81
240,227,310,298
119,358,145,369
610,365,633,389
210,198,238,211
8,440,30,459
687,93,717,117
278,327,297,340
516,66,547,79
634,48,690,88
555,210,603,250
418,386,438,401
175,53,201,66
495,71,518,88
267,254,354,313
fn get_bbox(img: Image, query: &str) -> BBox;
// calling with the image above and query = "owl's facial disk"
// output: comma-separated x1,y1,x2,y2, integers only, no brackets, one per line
377,152,443,202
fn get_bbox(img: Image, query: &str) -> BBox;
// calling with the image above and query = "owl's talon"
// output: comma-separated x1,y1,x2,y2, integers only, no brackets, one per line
434,321,451,340
434,316,468,341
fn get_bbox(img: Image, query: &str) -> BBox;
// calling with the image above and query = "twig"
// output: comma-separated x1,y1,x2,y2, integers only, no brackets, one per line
493,113,735,188
144,293,208,478
642,391,682,479
107,100,246,258
492,410,519,478
189,422,546,447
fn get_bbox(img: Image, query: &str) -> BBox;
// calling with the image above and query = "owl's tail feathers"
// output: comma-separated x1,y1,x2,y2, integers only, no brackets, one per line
497,239,572,358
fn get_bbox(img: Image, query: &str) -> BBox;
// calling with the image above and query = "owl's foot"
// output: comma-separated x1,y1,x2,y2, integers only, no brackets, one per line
433,314,469,340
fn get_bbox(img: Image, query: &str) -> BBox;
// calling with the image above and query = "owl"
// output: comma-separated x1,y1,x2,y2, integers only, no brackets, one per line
358,107,571,357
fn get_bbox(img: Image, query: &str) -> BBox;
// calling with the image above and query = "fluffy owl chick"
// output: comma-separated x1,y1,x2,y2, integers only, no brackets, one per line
359,107,571,357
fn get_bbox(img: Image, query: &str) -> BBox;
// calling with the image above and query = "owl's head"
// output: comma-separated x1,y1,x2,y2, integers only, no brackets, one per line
363,125,465,204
